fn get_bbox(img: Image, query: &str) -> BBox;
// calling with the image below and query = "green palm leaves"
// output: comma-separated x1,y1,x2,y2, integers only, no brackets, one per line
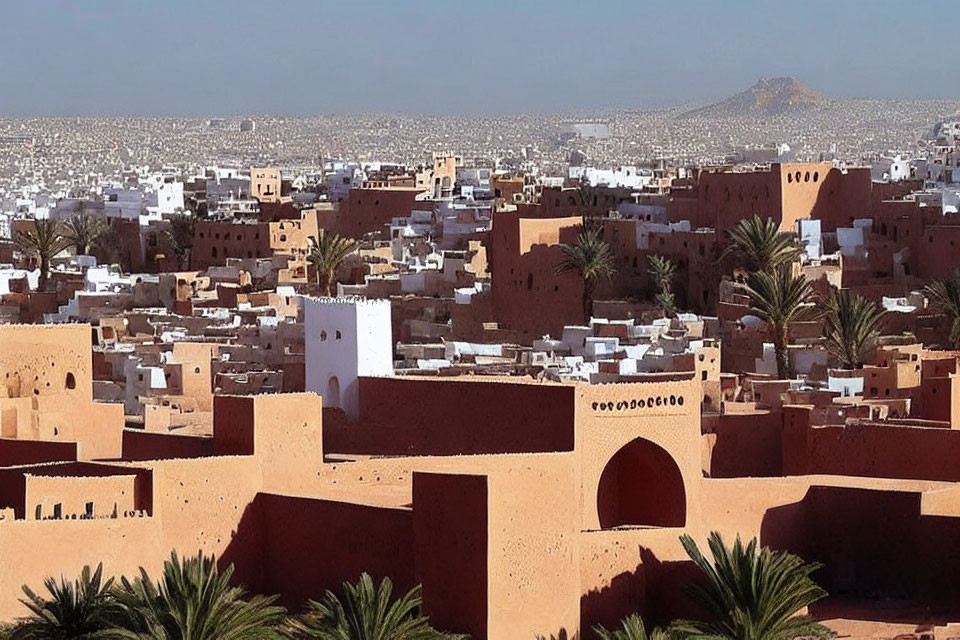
593,614,671,640
16,219,69,291
725,216,801,275
12,564,124,640
924,272,960,349
582,533,832,640
14,561,462,640
647,255,678,318
296,573,464,640
308,233,359,297
823,291,886,369
556,224,615,322
743,267,818,379
113,551,286,640
63,215,109,257
673,533,832,640
164,214,197,271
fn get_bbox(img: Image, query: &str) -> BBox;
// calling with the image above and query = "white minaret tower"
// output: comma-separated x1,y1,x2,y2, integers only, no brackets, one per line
302,296,393,419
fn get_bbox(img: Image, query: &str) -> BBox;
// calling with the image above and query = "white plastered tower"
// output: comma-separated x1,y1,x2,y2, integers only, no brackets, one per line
302,296,393,419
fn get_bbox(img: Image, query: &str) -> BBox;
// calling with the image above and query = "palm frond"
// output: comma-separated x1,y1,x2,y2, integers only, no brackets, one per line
672,532,833,640
648,254,679,316
11,563,127,640
723,216,800,274
307,232,358,296
113,550,287,640
163,213,197,270
296,573,466,640
743,266,819,378
555,225,615,282
593,613,672,640
924,272,960,349
62,215,108,256
16,219,69,290
823,290,887,369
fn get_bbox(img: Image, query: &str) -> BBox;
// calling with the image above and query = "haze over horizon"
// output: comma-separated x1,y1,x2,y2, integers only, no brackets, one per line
2,0,959,117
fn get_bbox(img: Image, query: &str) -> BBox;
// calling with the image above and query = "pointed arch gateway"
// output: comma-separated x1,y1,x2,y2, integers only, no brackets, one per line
596,437,686,528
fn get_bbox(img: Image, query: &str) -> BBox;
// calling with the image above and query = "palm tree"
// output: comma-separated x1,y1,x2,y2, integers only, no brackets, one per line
113,551,286,640
62,215,108,257
823,290,887,369
556,224,615,322
307,232,358,296
578,182,597,212
594,614,671,640
672,532,832,640
296,573,465,640
647,254,678,317
744,266,819,379
16,219,69,291
163,214,197,271
12,563,125,640
724,216,801,275
924,272,960,349
91,222,121,268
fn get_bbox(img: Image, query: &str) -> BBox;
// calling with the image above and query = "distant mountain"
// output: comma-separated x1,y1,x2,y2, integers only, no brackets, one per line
680,77,831,118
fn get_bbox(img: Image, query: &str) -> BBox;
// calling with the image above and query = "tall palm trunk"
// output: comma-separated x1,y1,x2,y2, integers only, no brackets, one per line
38,255,50,291
320,268,335,296
582,277,595,323
774,323,790,379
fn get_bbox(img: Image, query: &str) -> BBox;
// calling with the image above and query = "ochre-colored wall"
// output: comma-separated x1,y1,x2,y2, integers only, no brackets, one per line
488,211,584,339
576,380,702,532
0,324,92,400
708,411,782,478
193,221,271,269
331,188,423,238
783,405,960,481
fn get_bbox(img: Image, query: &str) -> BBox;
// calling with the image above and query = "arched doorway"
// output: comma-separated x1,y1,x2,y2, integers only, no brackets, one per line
597,437,686,528
325,376,340,409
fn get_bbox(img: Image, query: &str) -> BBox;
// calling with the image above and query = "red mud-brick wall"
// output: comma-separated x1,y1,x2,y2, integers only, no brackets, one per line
760,485,960,603
413,473,487,639
708,411,782,477
0,439,77,467
212,395,256,456
121,430,214,461
255,494,415,609
783,409,960,481
329,377,577,456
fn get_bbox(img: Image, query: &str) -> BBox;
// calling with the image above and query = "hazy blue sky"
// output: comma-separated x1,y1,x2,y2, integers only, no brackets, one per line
1,0,957,116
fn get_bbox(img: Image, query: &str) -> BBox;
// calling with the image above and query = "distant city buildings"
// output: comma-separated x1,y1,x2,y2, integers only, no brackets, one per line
3,99,960,637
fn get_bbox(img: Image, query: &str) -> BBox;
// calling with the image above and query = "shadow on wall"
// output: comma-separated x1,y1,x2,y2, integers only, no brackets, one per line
708,412,782,478
580,560,644,638
579,545,706,639
760,485,960,612
639,547,705,627
219,492,416,610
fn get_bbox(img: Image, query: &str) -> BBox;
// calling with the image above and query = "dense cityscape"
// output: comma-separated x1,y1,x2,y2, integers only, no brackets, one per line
2,1,960,638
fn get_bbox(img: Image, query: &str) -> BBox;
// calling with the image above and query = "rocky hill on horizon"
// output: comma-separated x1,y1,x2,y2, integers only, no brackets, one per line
680,77,831,118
